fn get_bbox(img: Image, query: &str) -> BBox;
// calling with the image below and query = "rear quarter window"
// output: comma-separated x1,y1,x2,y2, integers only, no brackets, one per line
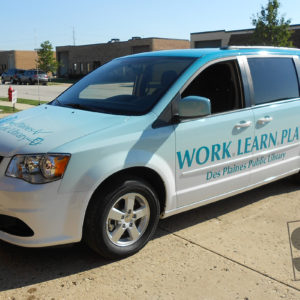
248,57,300,105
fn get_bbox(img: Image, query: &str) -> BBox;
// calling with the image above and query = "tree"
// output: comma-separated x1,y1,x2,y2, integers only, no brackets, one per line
36,40,59,74
251,0,293,47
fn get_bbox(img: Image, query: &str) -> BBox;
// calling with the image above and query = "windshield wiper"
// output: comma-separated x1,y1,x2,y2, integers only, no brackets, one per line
65,103,90,110
64,103,107,113
53,98,63,106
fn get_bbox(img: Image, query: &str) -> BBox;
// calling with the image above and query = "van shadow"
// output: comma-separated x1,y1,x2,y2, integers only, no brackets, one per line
0,177,298,292
0,241,113,292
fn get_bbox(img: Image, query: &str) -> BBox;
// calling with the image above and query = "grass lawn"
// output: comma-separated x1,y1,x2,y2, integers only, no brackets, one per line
47,82,66,86
0,97,48,106
50,78,77,84
0,105,20,114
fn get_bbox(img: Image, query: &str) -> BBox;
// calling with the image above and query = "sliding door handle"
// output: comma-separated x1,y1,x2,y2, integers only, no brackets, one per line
257,116,273,125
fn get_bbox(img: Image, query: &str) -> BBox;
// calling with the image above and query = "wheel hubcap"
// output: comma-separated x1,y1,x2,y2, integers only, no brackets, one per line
106,193,150,246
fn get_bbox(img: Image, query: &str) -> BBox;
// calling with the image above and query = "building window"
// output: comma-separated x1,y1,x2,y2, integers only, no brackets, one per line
80,63,84,74
73,63,77,73
87,63,91,73
1,64,7,72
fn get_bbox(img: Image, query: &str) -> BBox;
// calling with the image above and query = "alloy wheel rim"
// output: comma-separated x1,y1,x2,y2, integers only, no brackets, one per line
106,192,150,247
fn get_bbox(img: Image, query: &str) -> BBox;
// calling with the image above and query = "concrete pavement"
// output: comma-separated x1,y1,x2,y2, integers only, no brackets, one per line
0,178,299,299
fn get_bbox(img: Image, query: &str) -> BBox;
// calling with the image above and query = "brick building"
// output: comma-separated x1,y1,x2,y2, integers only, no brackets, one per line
191,24,300,48
0,51,37,74
56,37,190,77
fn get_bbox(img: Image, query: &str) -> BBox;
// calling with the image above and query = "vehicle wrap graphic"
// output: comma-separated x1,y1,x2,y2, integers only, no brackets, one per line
0,115,51,146
177,127,299,170
206,151,286,181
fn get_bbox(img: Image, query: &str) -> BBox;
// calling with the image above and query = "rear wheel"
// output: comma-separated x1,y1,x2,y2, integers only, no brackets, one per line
83,177,160,259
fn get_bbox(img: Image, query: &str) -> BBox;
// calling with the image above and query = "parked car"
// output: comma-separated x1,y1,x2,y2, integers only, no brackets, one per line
0,47,300,259
1,68,25,84
20,69,48,85
15,69,25,84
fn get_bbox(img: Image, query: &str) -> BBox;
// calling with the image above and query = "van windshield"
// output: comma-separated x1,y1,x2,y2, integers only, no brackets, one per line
50,56,195,115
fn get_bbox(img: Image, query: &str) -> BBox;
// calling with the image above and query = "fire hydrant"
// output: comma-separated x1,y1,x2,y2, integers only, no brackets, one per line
8,86,14,102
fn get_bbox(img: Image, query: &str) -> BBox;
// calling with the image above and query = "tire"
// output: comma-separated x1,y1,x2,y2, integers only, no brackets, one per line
83,177,160,259
291,172,300,183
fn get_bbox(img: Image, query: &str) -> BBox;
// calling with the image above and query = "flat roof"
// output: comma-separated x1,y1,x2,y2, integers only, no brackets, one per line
191,24,300,35
56,37,189,49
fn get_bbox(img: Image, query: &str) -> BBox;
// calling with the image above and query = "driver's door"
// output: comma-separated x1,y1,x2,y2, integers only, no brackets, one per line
175,58,255,208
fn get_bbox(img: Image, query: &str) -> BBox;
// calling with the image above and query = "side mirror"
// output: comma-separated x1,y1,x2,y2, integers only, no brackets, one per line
178,96,211,119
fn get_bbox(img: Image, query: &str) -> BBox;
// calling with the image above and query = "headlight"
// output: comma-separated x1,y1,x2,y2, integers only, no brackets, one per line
6,154,71,184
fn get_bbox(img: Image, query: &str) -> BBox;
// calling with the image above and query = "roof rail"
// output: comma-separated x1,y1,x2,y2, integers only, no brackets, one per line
221,45,297,50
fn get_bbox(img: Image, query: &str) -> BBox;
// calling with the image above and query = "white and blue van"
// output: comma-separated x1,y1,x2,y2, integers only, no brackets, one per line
0,47,300,258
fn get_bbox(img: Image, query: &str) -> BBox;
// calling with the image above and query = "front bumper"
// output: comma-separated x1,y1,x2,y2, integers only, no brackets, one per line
0,157,86,247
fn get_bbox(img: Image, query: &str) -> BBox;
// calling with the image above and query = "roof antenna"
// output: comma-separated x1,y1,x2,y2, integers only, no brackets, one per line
73,26,76,46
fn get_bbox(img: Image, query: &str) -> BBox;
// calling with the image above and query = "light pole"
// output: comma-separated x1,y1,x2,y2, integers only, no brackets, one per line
34,48,41,105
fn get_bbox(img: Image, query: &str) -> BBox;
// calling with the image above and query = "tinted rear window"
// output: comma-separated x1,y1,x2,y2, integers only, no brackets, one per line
248,57,300,104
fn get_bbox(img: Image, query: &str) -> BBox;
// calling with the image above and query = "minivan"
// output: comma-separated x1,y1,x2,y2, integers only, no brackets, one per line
0,47,300,258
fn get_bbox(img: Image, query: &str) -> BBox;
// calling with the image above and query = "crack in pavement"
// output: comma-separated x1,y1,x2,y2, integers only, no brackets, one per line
158,226,300,294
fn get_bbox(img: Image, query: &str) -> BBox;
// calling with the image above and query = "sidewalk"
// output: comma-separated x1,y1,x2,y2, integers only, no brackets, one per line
0,100,34,110
0,100,34,118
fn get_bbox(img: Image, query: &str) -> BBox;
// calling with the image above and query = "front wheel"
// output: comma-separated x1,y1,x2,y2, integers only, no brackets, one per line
83,178,160,259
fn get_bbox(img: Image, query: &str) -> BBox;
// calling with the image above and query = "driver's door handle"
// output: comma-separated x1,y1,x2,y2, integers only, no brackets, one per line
234,121,252,129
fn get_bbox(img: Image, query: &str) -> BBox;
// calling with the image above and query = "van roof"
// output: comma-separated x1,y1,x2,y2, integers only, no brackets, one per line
127,46,300,59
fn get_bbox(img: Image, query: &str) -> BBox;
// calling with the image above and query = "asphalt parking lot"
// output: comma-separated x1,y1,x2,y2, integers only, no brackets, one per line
0,82,70,102
0,177,300,299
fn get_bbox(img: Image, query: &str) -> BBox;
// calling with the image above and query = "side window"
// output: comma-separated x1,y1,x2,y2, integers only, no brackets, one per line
182,60,244,114
248,57,300,105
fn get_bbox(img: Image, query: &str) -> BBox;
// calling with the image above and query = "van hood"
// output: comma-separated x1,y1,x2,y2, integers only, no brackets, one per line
0,105,131,156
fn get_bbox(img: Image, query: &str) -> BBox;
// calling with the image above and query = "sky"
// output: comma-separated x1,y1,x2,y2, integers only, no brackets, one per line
1,0,300,51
